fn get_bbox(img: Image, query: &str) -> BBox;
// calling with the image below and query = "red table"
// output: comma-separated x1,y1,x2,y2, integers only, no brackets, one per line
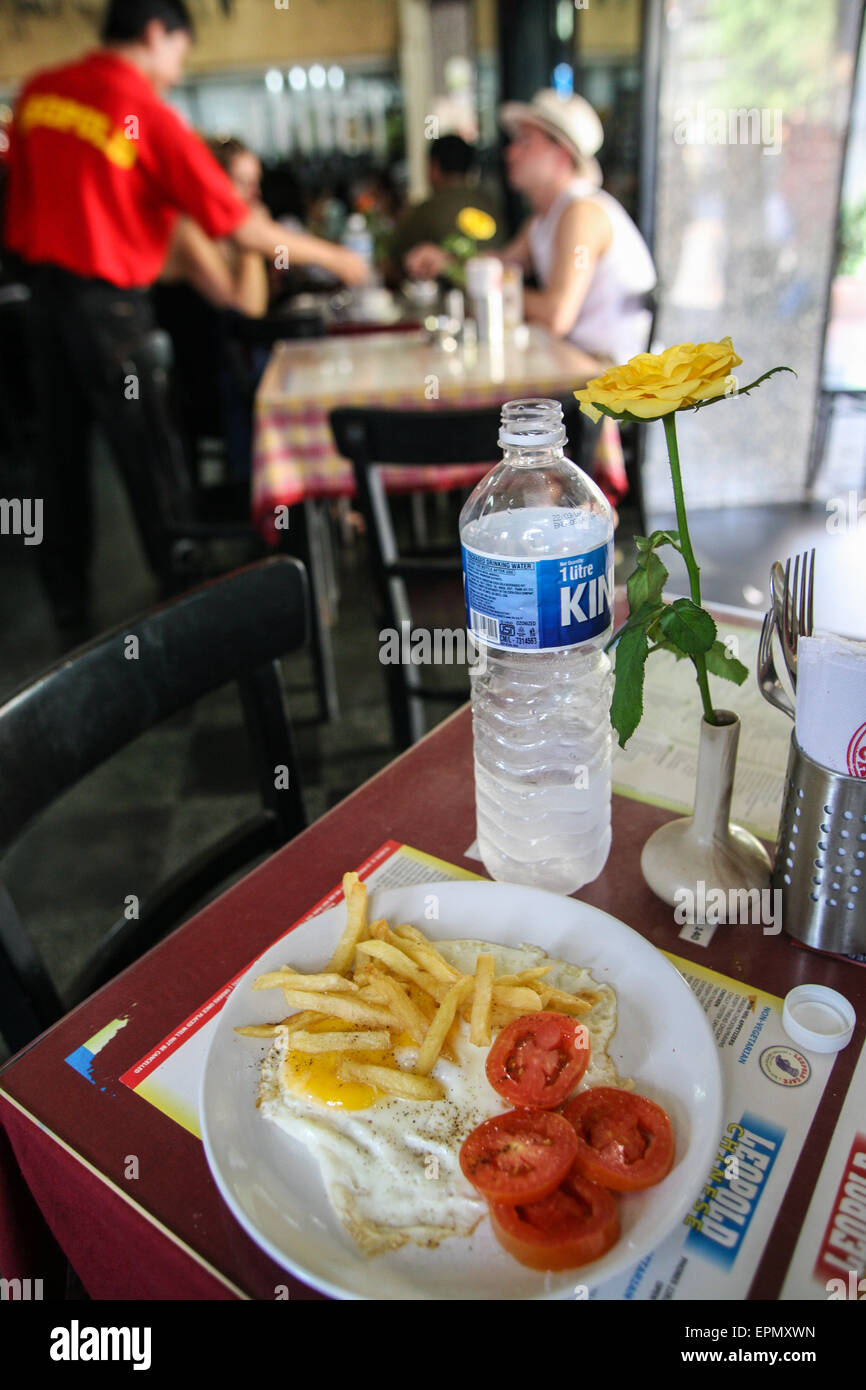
1,699,864,1302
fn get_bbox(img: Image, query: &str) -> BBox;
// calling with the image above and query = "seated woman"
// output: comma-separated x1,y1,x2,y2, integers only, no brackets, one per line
406,94,655,514
406,91,656,370
160,137,269,320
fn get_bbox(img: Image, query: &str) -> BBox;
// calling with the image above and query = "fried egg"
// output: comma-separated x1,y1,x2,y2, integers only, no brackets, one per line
257,938,623,1255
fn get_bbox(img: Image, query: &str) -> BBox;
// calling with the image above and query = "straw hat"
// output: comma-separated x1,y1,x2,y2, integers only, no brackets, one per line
500,89,604,187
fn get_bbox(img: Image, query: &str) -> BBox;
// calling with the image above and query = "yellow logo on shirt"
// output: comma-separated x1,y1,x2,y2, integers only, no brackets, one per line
19,93,138,169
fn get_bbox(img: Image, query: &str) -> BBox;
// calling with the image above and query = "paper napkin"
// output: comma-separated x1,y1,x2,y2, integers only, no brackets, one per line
796,633,866,777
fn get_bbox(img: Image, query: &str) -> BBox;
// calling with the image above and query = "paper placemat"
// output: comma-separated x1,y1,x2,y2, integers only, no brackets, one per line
779,1034,866,1300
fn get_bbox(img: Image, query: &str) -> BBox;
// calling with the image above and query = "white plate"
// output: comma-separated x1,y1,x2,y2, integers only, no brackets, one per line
200,881,723,1300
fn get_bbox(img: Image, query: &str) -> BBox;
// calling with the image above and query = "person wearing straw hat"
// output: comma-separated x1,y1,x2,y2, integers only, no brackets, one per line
406,89,655,368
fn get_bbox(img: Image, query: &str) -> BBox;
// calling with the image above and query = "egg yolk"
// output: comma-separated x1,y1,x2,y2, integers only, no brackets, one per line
281,1018,414,1110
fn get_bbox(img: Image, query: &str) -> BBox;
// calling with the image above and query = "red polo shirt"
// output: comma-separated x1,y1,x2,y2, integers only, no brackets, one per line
3,50,249,288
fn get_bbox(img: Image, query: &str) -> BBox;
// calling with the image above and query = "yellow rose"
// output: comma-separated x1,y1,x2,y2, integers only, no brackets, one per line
574,338,743,422
456,206,497,241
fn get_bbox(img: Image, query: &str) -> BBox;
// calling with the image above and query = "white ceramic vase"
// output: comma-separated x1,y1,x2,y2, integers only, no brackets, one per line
640,709,771,909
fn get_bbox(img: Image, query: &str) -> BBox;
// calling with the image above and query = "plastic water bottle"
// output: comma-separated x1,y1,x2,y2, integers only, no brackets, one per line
459,398,614,894
342,213,374,265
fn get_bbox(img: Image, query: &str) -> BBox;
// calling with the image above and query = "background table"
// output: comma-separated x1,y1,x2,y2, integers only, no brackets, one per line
1,681,863,1300
251,324,613,542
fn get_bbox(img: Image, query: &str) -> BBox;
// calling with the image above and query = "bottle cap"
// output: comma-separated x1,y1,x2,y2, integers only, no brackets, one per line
499,397,565,448
781,984,855,1053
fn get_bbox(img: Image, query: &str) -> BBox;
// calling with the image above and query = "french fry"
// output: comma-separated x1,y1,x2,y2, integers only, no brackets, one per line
537,986,593,1015
338,1058,445,1102
416,978,472,1075
392,923,430,946
393,924,460,970
495,967,553,987
492,985,543,1012
235,1023,290,1038
279,988,394,1028
252,969,359,994
410,983,439,1021
469,953,495,1046
355,940,446,1001
366,920,447,971
361,974,429,1044
235,1008,325,1038
327,871,368,974
288,1029,391,1054
352,959,379,988
399,940,461,983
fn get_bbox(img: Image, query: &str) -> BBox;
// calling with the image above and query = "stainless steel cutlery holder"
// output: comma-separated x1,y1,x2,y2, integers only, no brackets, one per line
773,735,866,954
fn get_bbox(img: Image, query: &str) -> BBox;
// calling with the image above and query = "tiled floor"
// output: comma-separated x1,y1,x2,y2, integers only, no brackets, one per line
1,439,863,1062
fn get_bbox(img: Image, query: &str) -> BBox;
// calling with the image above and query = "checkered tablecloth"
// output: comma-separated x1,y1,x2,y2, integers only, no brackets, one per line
251,330,628,543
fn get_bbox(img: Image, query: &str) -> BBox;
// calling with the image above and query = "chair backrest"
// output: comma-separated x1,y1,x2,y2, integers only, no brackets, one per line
642,286,660,355
330,397,599,473
622,288,661,533
0,556,308,855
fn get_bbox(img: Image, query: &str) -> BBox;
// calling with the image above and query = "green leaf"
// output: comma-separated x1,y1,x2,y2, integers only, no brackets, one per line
649,639,689,661
627,551,668,612
604,599,664,652
635,528,681,556
658,598,717,656
689,365,796,413
704,639,749,685
441,233,475,260
611,623,650,748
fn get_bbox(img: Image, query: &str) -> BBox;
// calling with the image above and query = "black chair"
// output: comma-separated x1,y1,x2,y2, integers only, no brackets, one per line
0,556,309,1055
330,399,601,749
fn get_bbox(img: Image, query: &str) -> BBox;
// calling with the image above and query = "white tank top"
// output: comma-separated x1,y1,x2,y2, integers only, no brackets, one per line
528,178,656,363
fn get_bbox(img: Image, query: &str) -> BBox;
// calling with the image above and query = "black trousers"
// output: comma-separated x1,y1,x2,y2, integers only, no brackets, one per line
25,265,193,616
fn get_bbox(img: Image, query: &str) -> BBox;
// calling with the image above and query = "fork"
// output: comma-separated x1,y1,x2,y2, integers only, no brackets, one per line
757,610,795,719
780,549,816,690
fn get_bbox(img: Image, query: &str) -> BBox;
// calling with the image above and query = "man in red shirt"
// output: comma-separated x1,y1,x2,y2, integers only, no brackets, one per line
3,0,366,633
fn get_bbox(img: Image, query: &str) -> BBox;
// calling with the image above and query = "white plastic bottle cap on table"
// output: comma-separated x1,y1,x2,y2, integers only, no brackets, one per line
781,984,855,1053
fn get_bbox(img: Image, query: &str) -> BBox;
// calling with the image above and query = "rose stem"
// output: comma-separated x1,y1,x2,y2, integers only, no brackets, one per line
662,412,716,726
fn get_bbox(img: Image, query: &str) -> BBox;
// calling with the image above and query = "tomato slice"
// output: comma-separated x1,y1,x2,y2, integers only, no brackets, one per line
459,1108,579,1205
489,1169,619,1270
485,1011,590,1109
560,1086,675,1191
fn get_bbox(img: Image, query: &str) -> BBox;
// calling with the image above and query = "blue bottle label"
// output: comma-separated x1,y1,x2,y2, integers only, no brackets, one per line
462,541,613,651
